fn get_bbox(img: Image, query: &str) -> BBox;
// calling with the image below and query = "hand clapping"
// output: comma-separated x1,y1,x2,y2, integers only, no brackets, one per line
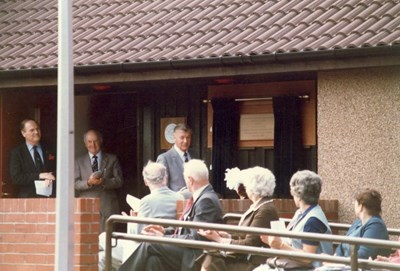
198,229,224,242
39,172,55,187
88,175,103,186
260,235,284,249
141,224,165,236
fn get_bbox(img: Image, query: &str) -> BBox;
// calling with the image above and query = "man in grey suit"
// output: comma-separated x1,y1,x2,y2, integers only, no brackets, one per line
131,161,185,234
75,129,123,232
156,123,193,193
119,159,223,271
98,161,183,270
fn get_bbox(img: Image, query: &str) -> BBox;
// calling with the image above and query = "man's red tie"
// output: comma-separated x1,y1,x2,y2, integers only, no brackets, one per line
180,196,194,220
175,197,194,235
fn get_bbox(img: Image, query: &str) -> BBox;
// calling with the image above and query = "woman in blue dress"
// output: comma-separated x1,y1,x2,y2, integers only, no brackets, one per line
335,188,390,259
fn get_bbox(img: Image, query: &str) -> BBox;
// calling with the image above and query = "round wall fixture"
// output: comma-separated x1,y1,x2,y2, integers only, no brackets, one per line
164,123,176,144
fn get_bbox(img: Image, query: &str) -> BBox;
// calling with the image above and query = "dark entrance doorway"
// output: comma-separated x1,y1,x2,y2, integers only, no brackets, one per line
1,89,139,214
86,92,139,216
0,89,57,198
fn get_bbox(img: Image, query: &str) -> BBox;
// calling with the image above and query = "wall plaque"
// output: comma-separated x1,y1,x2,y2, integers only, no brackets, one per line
240,113,274,141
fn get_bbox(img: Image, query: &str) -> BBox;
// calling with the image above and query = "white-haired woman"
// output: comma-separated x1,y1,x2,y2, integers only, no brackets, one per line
197,166,279,271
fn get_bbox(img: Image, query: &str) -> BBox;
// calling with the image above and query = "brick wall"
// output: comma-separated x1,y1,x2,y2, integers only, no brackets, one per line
0,198,99,271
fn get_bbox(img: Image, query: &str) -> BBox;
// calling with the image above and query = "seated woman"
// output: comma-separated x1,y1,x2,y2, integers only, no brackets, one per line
198,166,279,271
316,189,391,270
335,188,390,259
255,170,333,270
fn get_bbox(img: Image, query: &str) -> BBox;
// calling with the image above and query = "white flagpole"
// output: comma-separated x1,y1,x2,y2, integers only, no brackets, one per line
55,0,75,269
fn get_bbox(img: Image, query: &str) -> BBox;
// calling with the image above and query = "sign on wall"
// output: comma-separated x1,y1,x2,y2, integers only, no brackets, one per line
240,113,274,141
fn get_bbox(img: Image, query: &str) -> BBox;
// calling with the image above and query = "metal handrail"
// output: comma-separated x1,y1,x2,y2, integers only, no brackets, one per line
105,215,400,271
280,217,400,236
223,213,400,236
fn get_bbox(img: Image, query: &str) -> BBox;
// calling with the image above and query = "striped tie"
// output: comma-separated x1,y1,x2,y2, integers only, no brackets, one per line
92,155,98,172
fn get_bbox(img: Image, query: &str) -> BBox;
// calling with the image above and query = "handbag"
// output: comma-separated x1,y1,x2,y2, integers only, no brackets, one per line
266,256,312,270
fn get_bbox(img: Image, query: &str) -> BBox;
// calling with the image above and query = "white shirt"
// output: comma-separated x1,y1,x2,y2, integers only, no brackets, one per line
173,144,190,162
89,151,102,168
26,142,43,162
192,183,209,202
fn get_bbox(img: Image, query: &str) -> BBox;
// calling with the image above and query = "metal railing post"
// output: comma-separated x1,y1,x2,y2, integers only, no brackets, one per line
105,219,113,271
350,244,359,271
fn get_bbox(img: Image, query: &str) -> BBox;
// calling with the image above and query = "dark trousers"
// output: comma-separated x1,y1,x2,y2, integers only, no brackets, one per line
119,241,184,271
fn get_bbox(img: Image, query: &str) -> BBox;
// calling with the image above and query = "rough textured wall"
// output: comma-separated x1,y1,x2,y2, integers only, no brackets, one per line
318,66,400,227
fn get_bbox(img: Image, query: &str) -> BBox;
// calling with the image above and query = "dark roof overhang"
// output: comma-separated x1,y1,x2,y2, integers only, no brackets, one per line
0,45,399,82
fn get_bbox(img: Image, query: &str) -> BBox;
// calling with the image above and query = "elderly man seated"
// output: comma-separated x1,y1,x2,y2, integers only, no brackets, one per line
98,161,183,270
119,159,223,271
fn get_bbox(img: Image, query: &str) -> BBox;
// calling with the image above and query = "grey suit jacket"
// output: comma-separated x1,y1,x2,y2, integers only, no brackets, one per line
131,186,184,234
156,146,192,192
74,151,123,232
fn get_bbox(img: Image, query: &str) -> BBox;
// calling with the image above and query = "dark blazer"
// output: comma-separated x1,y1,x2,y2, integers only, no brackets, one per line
232,197,279,247
201,198,279,271
177,184,223,237
9,142,56,198
179,184,224,270
119,184,223,271
74,151,123,232
156,146,192,192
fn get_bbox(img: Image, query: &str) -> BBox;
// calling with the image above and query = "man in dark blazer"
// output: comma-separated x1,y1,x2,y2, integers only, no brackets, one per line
156,123,193,193
9,119,56,198
119,159,223,271
75,129,123,232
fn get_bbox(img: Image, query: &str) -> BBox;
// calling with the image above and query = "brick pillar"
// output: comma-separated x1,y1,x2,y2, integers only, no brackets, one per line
0,198,100,271
74,198,100,271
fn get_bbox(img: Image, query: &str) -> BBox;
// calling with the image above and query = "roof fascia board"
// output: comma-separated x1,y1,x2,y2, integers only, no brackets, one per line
89,55,399,84
1,57,398,90
0,46,398,87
